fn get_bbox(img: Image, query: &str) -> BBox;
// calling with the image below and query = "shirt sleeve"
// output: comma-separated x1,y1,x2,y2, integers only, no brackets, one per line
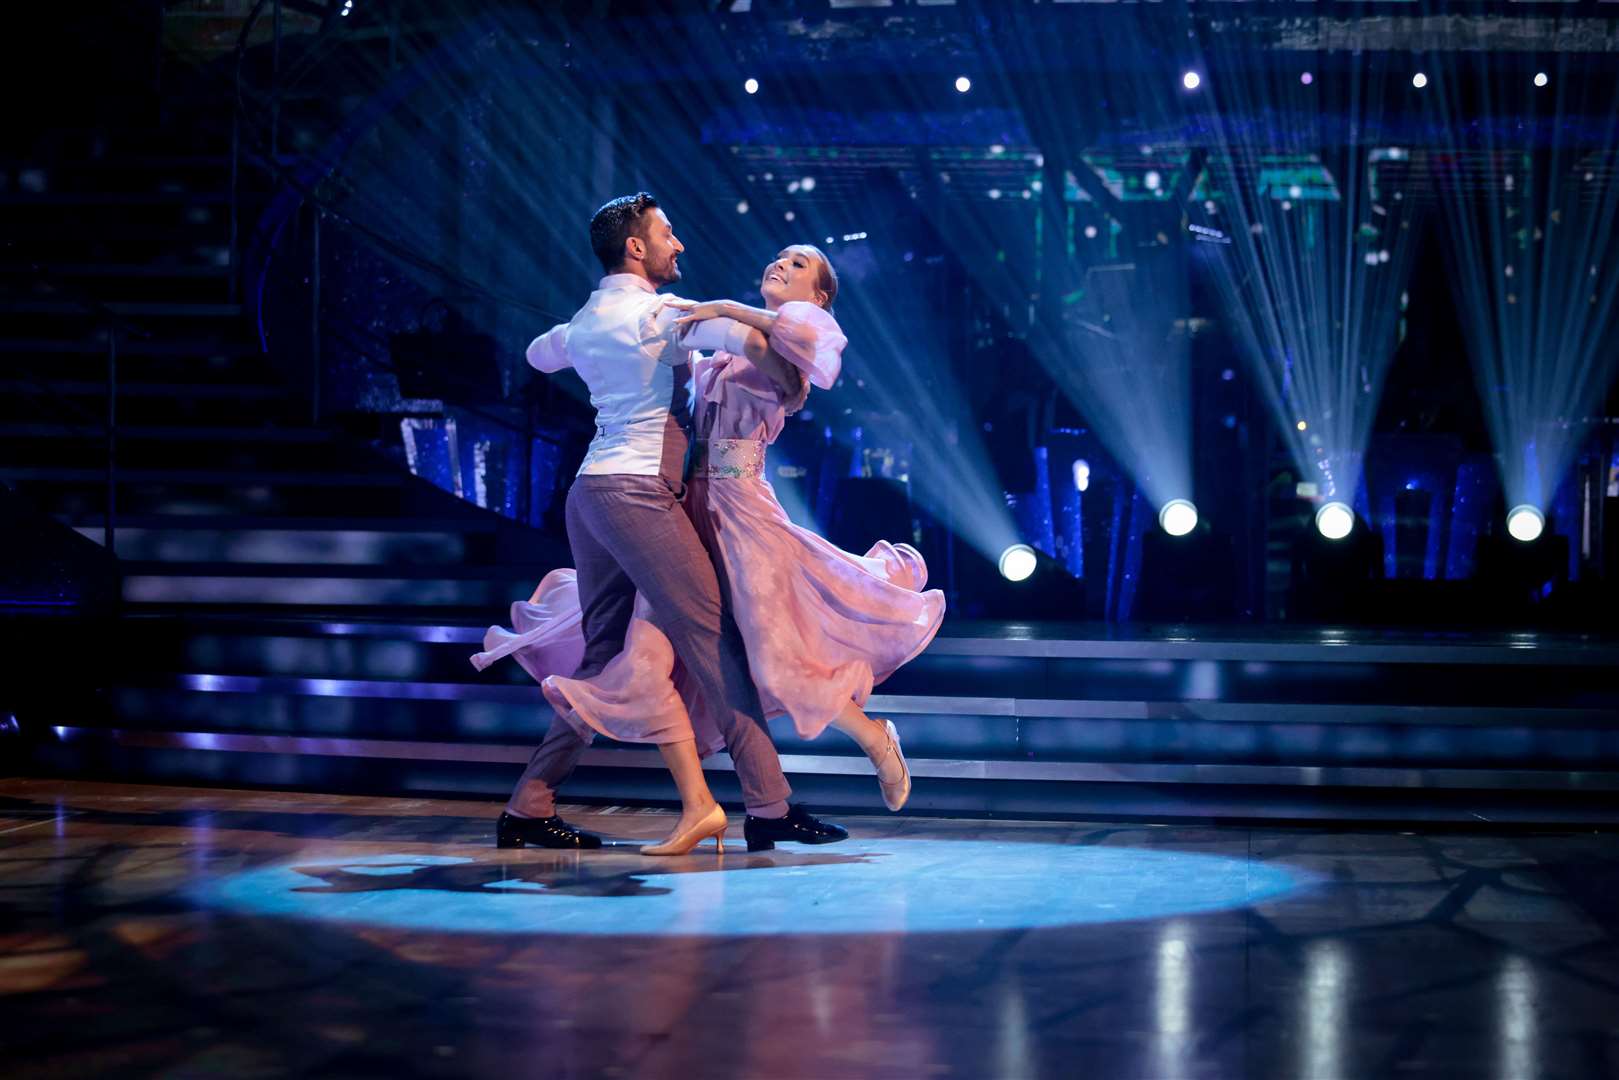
640,297,697,368
679,316,754,356
770,302,846,389
524,323,570,372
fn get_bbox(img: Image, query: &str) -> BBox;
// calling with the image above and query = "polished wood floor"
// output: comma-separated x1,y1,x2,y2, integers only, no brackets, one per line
3,779,1618,1078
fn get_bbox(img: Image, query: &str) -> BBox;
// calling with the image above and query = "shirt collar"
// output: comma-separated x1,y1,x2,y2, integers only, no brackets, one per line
598,273,658,294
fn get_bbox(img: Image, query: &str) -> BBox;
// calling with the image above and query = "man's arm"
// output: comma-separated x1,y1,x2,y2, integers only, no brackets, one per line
525,323,570,372
641,298,703,367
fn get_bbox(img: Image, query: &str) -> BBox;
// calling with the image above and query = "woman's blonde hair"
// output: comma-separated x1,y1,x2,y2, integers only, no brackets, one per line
779,244,837,414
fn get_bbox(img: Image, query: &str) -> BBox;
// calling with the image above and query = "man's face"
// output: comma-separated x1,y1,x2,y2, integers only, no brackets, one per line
637,207,684,286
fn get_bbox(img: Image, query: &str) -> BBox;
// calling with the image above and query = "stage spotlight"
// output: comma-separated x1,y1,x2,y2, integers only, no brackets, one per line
1315,501,1355,541
1300,71,1314,86
955,76,972,94
340,0,353,14
998,544,1038,583
1158,499,1198,537
1534,72,1549,88
1412,72,1428,89
744,77,759,95
1506,504,1545,543
1182,71,1202,91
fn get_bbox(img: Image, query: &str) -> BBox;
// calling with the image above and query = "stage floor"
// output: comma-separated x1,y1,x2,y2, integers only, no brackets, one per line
4,781,1618,1078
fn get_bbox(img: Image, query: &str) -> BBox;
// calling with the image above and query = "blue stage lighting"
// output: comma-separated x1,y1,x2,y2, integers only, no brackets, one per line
1071,459,1090,493
1507,505,1545,544
998,544,1038,583
1315,501,1355,541
1158,499,1198,537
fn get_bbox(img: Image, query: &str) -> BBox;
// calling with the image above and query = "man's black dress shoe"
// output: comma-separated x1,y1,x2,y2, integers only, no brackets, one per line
495,812,603,850
743,804,849,852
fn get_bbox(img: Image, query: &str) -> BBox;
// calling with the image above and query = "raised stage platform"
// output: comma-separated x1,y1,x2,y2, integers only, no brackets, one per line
12,613,1619,824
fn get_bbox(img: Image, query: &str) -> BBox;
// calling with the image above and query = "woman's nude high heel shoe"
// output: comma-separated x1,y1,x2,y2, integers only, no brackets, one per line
869,719,911,812
642,803,728,856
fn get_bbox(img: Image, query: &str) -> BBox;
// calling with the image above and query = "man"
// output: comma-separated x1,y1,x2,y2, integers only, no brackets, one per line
497,192,846,851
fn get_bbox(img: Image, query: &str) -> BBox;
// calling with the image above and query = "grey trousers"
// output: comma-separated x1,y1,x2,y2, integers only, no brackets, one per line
506,473,792,818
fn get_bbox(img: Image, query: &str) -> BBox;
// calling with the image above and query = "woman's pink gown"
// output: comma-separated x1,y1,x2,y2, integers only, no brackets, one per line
470,302,946,753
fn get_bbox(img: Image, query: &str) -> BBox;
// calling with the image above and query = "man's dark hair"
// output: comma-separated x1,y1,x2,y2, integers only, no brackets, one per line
590,192,660,273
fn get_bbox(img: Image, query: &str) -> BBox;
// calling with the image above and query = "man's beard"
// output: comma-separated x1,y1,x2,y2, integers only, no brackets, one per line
651,255,681,285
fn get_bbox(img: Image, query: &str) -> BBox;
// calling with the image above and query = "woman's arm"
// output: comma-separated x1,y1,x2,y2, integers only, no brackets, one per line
739,331,805,399
674,299,777,336
678,309,801,397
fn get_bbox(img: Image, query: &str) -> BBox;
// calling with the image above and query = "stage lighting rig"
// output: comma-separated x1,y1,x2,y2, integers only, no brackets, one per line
1507,505,1545,543
1315,501,1356,541
1158,499,1199,537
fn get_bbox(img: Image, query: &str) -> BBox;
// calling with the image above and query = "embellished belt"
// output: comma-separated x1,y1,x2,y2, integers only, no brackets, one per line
690,438,766,480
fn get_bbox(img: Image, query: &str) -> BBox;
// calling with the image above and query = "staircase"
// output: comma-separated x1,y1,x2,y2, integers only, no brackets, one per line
0,124,570,767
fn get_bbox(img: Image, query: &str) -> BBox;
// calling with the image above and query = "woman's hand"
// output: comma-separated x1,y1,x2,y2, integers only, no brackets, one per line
673,300,732,326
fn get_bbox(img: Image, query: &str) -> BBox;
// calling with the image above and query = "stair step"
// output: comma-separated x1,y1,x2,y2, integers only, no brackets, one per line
0,299,242,317
0,263,231,280
0,338,259,358
62,512,500,532
86,529,476,565
0,192,232,207
0,380,283,399
119,560,556,579
120,573,555,608
4,424,332,443
1,442,361,474
23,481,450,519
0,466,404,486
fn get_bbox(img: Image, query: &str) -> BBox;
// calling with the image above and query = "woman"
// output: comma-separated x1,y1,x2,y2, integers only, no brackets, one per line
472,245,945,854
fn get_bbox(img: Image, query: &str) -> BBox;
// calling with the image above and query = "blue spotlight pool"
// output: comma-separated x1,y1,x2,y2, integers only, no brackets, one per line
1158,499,1199,537
998,544,1039,583
1507,505,1545,544
1315,501,1355,542
194,841,1314,937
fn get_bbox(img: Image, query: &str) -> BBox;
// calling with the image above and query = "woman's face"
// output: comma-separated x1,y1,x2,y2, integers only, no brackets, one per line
759,247,824,309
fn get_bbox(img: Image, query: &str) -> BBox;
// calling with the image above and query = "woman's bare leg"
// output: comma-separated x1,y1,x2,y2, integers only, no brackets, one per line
828,703,896,779
657,738,721,832
830,702,910,810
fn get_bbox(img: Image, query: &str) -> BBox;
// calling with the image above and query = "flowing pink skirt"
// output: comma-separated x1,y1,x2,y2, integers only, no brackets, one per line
471,476,945,747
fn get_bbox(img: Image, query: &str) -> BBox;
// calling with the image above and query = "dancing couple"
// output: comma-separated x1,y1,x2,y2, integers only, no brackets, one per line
471,192,944,855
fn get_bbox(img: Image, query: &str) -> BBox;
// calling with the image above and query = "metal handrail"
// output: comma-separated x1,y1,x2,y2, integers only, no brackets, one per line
16,263,155,554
